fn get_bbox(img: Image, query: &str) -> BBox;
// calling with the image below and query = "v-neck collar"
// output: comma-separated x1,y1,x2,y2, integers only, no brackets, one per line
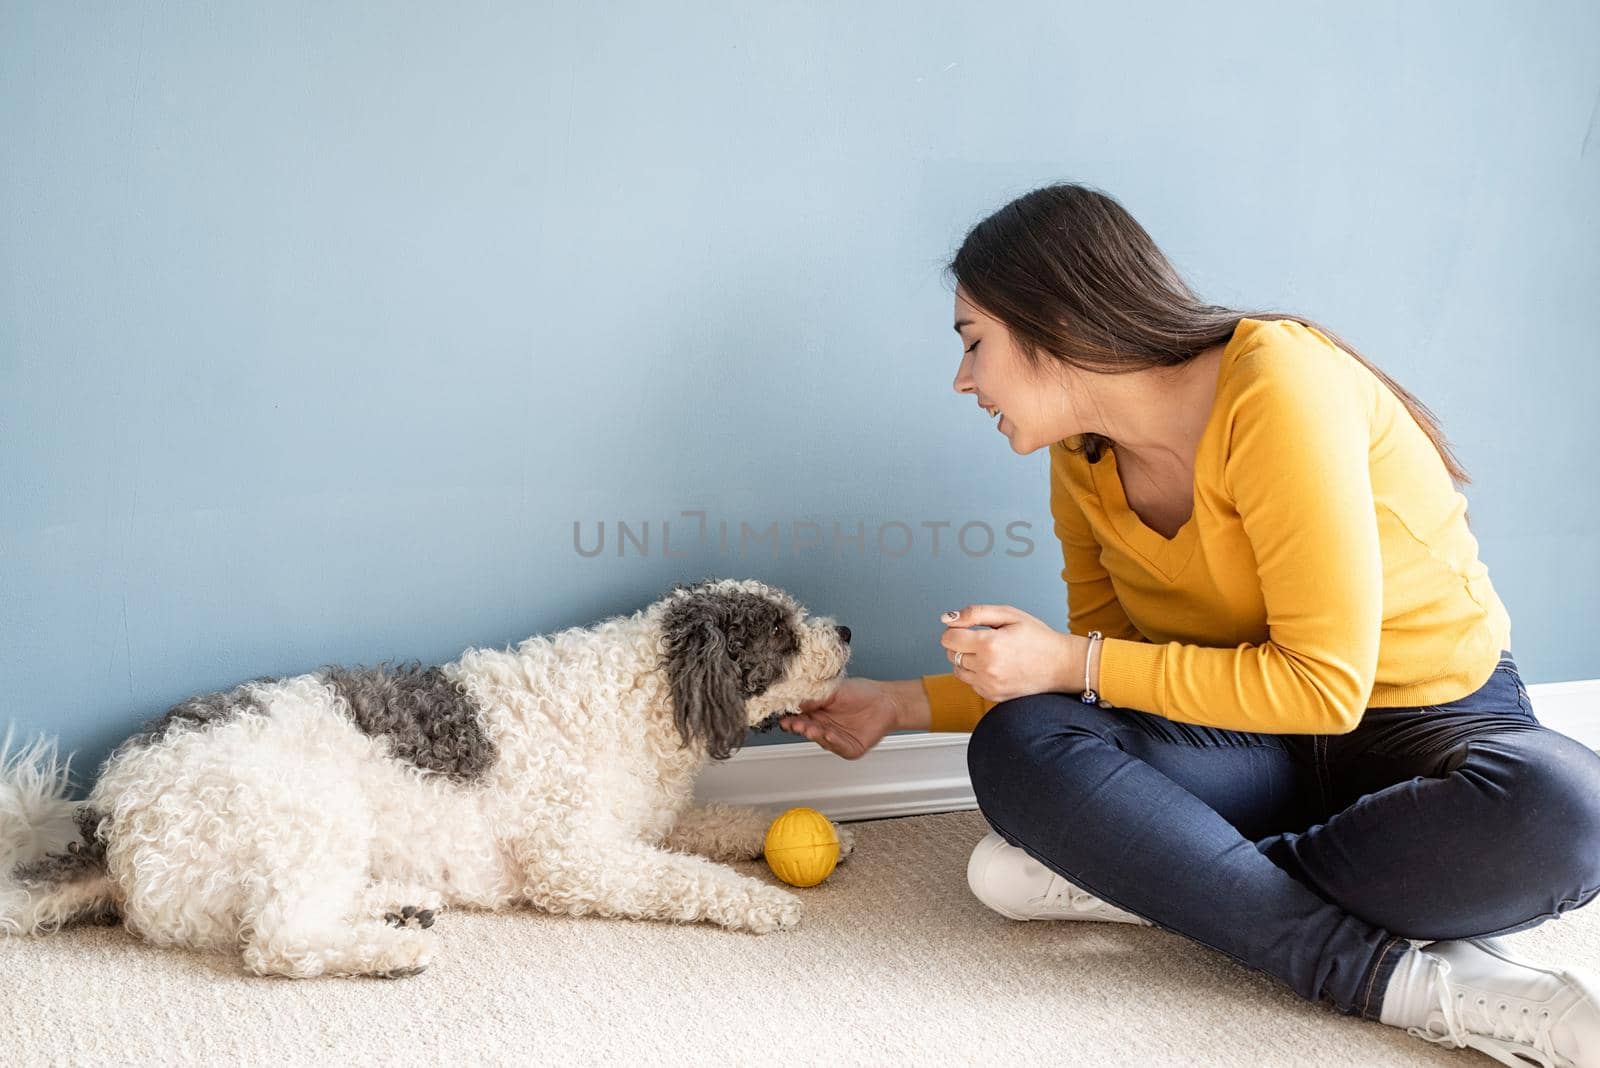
1087,320,1254,582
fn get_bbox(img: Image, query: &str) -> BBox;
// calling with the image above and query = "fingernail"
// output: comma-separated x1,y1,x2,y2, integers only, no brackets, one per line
941,610,958,622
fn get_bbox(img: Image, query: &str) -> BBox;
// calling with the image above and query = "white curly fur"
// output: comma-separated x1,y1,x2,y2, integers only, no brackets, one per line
0,579,856,978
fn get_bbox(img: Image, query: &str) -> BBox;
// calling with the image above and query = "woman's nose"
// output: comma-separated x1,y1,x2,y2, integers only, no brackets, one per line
953,351,976,394
835,625,852,644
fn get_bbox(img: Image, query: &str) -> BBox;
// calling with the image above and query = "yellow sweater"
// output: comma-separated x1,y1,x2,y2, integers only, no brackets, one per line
921,318,1510,736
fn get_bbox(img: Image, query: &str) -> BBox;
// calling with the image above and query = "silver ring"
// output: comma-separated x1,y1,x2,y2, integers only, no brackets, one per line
954,651,965,669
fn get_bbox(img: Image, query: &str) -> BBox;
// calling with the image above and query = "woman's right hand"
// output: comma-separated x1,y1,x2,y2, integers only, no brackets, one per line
778,677,909,760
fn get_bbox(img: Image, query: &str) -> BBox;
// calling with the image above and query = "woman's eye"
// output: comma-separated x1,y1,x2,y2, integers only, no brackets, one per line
964,340,979,354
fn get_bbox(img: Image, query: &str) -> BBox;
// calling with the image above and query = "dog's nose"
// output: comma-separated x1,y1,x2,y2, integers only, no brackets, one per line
835,625,851,644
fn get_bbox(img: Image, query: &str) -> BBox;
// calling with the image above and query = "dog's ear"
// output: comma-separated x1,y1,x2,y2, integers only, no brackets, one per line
661,598,748,761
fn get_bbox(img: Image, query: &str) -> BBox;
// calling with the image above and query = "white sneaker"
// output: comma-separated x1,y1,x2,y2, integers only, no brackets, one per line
966,830,1150,925
1403,937,1600,1067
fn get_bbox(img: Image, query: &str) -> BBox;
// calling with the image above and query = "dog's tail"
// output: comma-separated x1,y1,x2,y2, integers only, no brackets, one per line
0,725,118,935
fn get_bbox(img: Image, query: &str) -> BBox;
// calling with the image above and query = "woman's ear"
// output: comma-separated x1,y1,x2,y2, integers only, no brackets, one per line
661,597,748,761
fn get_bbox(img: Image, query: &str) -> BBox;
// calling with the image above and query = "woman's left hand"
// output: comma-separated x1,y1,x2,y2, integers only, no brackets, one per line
940,604,1087,702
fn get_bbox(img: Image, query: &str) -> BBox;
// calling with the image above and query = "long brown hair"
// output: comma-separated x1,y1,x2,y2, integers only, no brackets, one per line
948,182,1470,485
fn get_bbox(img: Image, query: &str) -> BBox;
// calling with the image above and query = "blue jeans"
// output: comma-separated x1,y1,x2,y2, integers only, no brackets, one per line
965,651,1600,1021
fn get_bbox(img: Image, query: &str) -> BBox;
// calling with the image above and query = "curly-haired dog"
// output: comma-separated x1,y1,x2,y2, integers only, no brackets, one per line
0,577,855,978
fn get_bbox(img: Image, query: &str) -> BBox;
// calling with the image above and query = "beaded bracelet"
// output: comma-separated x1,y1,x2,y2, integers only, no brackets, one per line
1080,630,1103,704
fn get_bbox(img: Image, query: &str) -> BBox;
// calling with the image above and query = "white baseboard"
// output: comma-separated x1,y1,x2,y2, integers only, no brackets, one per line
693,731,977,823
1527,680,1600,750
695,679,1600,823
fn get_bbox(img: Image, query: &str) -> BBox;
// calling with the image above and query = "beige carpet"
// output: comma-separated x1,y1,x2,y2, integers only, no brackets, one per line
3,809,1594,1067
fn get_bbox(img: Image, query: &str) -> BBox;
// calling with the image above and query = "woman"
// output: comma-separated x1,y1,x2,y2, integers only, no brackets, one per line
780,183,1600,1065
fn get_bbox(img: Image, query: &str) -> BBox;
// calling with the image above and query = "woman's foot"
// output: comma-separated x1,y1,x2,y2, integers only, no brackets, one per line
966,830,1151,925
1380,938,1599,1066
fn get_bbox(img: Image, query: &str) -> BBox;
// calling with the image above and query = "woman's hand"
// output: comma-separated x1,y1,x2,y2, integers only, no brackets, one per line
778,677,906,760
941,604,1088,702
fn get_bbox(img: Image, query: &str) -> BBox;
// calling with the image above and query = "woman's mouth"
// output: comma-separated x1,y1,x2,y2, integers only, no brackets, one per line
980,402,1011,435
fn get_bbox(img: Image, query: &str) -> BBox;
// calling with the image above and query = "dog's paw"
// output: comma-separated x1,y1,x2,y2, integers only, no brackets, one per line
740,885,804,934
833,822,855,860
384,905,437,930
364,881,447,919
365,922,437,979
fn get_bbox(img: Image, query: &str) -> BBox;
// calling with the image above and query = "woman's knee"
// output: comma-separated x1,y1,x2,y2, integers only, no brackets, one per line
966,694,1108,807
969,691,1070,754
967,697,1035,787
1521,732,1600,888
967,697,1050,832
1469,728,1600,892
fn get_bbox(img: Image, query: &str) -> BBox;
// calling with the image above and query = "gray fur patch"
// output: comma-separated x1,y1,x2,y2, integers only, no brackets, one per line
12,846,98,888
74,805,108,853
323,660,496,783
11,837,102,888
10,804,120,927
660,583,800,761
117,680,273,756
109,662,494,784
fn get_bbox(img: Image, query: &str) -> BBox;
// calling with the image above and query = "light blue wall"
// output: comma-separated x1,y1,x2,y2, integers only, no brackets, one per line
4,2,1597,792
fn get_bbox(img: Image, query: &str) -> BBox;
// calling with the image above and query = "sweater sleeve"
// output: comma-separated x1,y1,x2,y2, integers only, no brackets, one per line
1094,342,1384,734
919,672,996,733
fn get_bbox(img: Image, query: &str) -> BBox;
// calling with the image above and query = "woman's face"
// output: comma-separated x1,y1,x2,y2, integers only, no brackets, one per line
951,287,1084,454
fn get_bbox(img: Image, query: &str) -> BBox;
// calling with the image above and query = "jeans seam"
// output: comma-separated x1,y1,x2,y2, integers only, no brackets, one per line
1360,934,1407,1018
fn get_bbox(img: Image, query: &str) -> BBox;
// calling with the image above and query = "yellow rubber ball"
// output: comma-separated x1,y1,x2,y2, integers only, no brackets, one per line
763,806,840,887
